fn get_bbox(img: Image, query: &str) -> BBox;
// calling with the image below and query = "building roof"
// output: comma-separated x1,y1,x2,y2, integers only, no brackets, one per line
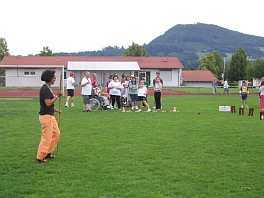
0,56,184,69
182,70,218,82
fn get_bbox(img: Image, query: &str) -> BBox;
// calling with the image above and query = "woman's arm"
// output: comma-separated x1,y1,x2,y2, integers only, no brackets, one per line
44,91,62,107
159,84,163,90
94,88,100,96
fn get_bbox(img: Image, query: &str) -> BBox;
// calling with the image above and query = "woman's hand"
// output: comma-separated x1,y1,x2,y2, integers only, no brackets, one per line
56,91,62,97
55,108,62,114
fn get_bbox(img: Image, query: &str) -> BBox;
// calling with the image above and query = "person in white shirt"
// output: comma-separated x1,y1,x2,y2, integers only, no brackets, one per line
108,75,122,109
65,72,76,107
137,80,151,112
154,77,163,110
81,71,92,112
221,78,229,96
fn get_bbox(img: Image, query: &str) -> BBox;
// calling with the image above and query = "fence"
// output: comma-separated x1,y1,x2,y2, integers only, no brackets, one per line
163,86,259,96
0,86,260,97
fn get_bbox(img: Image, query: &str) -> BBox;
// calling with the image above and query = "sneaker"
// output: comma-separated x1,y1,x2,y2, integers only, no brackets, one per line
241,105,244,108
135,106,138,110
71,103,75,107
137,109,142,112
111,107,114,110
148,108,151,112
246,105,249,108
65,104,68,107
131,107,134,110
153,106,156,109
161,106,162,109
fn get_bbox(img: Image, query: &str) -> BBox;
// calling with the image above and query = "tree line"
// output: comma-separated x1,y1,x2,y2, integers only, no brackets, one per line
1,37,264,83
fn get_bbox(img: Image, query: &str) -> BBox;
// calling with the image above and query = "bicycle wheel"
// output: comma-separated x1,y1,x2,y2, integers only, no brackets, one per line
89,98,100,110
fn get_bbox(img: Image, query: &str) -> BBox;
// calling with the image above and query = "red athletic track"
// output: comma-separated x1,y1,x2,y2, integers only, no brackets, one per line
0,89,191,97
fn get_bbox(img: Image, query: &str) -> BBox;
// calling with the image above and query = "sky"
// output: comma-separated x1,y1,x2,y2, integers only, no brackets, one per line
1,0,264,56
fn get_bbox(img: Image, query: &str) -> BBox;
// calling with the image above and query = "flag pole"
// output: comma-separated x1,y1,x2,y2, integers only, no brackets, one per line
56,73,63,151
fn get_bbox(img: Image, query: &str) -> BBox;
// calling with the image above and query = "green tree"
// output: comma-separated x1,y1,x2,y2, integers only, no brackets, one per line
0,37,10,61
123,42,150,57
39,46,55,56
198,52,219,78
211,50,224,79
252,58,264,79
245,63,254,81
229,47,248,81
0,37,10,79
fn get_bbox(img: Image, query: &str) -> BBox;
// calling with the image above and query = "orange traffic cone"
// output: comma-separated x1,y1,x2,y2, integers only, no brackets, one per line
173,106,177,112
122,107,126,112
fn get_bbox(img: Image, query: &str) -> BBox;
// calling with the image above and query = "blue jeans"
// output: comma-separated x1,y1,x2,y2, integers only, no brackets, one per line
130,94,138,102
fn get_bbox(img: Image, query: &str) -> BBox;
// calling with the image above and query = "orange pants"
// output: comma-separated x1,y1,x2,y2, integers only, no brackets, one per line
36,115,60,160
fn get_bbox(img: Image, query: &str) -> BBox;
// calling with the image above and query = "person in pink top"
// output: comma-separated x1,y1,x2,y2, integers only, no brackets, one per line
91,73,97,86
105,75,113,94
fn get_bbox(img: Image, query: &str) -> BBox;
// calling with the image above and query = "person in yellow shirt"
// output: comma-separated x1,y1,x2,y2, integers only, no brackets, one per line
239,81,249,108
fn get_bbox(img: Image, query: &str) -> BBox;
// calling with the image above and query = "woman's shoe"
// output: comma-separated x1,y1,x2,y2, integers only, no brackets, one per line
45,153,55,159
36,159,48,163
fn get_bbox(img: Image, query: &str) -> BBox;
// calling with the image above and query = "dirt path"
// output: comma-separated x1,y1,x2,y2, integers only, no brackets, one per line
0,89,192,97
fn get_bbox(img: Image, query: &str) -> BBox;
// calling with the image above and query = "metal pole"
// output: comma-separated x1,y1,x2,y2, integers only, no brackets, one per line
223,57,226,82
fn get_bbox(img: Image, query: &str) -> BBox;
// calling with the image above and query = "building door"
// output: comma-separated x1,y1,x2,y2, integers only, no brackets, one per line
138,71,150,84
138,71,146,81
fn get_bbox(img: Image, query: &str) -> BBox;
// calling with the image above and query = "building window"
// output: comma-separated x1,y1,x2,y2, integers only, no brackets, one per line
160,70,172,81
24,71,35,76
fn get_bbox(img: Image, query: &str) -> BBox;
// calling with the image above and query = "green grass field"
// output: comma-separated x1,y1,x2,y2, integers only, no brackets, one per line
0,95,263,197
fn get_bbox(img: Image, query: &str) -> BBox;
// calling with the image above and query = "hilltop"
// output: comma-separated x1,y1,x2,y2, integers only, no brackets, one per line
55,23,264,69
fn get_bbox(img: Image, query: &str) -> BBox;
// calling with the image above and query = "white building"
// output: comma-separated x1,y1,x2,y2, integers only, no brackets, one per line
0,56,184,88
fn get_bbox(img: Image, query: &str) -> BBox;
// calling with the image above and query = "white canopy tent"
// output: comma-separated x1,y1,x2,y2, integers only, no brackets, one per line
67,61,140,71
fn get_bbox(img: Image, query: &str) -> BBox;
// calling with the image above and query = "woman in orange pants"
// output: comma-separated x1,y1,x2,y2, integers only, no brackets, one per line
36,70,62,163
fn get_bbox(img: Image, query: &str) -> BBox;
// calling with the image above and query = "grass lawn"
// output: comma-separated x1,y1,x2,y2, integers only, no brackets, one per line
0,95,263,197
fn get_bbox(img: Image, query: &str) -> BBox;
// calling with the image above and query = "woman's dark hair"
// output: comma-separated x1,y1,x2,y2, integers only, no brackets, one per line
131,77,136,85
261,81,264,86
41,70,55,82
113,75,118,79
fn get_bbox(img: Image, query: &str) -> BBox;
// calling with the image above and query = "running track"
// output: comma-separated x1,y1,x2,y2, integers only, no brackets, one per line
0,89,191,97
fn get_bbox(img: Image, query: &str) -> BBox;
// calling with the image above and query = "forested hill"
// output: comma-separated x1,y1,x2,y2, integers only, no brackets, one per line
143,23,264,68
55,23,264,69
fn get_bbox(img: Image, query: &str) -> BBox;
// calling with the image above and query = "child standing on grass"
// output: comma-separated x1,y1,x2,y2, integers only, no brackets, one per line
121,83,127,104
129,77,138,110
239,81,249,108
154,77,162,110
137,80,151,112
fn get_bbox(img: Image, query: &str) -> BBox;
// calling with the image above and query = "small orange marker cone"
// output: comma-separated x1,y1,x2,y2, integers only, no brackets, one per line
122,107,126,112
173,106,177,112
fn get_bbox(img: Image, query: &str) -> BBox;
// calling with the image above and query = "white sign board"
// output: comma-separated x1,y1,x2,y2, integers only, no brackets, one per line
219,106,231,112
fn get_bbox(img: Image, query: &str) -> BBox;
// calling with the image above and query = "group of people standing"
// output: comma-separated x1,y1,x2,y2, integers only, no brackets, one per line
105,71,163,111
63,71,164,112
